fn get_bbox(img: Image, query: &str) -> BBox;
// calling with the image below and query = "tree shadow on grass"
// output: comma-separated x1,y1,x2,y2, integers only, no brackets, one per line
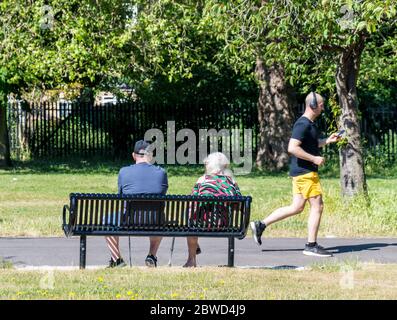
3,158,124,175
4,158,291,177
4,158,206,176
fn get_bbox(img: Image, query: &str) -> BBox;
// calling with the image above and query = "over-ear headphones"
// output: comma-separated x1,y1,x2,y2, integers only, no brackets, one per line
310,91,318,110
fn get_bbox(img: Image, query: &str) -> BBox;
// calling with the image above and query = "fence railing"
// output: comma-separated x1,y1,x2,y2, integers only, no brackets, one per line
7,101,397,162
7,101,259,161
361,108,397,162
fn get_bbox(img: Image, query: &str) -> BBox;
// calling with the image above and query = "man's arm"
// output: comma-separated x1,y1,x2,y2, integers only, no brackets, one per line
318,133,341,148
288,138,325,166
161,172,168,195
117,170,123,194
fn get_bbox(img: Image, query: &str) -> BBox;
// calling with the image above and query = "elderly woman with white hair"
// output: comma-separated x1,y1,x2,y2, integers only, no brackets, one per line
184,152,241,267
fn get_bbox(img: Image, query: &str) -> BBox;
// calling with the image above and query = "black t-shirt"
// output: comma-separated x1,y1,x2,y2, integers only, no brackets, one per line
289,116,320,177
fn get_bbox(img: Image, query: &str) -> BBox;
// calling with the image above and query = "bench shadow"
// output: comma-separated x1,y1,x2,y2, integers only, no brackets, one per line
237,265,303,270
1,256,28,267
1,256,15,260
1,256,16,267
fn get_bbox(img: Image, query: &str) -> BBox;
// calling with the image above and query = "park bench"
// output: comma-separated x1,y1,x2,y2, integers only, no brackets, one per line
62,193,252,269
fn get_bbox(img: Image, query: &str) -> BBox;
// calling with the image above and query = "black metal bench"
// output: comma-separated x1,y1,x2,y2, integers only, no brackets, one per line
62,193,252,269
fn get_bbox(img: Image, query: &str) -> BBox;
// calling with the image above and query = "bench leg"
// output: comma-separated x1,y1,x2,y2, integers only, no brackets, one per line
228,237,234,267
80,235,87,269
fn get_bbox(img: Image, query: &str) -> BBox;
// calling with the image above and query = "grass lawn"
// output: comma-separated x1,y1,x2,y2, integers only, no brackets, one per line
1,160,397,301
1,262,397,300
1,160,396,237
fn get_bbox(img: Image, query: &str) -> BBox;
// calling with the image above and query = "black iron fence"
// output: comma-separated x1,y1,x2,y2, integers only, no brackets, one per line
361,107,397,162
7,101,259,160
7,101,397,162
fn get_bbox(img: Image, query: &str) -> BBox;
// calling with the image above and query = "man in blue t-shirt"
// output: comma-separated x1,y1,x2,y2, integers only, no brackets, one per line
250,92,342,257
106,140,168,268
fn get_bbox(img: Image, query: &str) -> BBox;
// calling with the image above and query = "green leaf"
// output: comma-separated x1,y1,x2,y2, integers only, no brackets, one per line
357,21,367,31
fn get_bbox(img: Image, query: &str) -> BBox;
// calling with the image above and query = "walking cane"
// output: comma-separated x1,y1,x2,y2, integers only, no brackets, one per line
168,237,176,267
128,236,132,267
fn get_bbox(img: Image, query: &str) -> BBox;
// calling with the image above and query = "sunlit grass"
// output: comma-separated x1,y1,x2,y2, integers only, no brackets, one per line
1,161,397,237
1,263,397,300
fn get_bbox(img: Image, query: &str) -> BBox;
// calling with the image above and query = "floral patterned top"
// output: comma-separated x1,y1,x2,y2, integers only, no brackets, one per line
191,175,242,197
189,175,241,227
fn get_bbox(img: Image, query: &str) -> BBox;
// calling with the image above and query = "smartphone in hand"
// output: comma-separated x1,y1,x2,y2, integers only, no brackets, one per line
337,130,345,137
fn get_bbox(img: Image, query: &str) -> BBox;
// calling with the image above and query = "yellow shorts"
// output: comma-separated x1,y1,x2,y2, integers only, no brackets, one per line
292,172,323,199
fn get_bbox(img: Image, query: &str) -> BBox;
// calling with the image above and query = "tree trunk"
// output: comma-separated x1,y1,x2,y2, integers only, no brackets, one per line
335,38,368,197
0,99,11,167
255,58,295,171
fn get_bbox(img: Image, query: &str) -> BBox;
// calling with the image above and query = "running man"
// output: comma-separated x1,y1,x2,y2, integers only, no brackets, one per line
250,92,342,257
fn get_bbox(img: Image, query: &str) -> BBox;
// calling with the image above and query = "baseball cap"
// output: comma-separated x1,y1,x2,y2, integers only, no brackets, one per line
134,140,151,155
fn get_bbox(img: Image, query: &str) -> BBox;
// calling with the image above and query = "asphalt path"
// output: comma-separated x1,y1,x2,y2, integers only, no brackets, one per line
1,237,397,269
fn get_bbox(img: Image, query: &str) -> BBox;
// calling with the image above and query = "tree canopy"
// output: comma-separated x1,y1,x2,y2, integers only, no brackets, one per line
1,0,396,184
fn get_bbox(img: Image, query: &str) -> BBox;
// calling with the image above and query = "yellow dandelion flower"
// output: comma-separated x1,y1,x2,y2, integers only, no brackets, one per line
97,277,104,283
127,291,133,296
116,293,122,299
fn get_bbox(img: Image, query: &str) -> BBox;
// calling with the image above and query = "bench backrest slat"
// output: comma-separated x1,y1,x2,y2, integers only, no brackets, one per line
78,198,83,227
104,199,109,229
99,199,104,229
109,198,114,229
